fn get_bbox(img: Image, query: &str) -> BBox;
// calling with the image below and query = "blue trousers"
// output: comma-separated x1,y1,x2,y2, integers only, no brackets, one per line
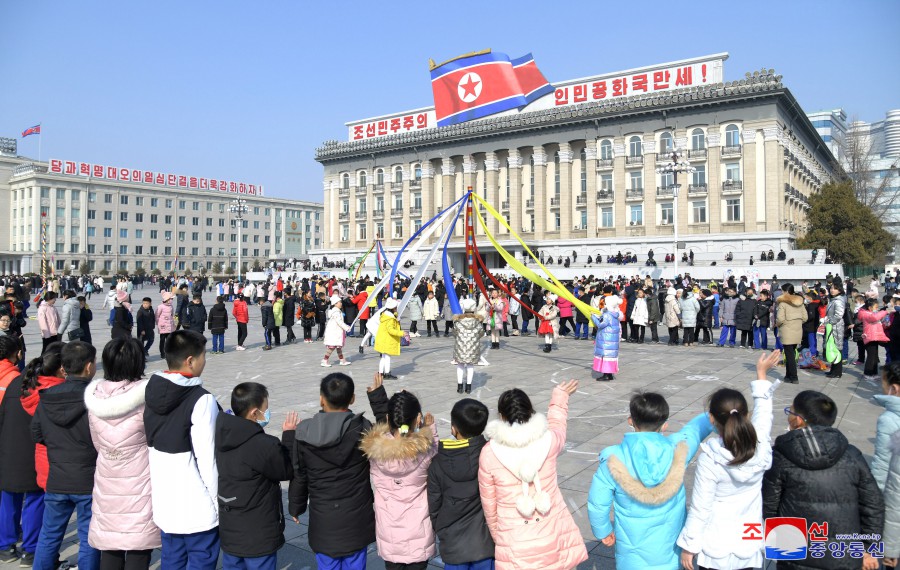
574,322,588,339
264,329,272,347
161,527,220,570
521,320,530,334
315,547,367,570
717,325,736,346
774,327,783,350
444,559,496,570
713,311,720,328
807,332,818,356
212,333,225,352
33,493,98,570
222,551,276,570
753,326,768,350
0,491,44,553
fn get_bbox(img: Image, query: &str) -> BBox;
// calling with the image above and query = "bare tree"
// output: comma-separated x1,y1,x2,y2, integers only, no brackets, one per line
838,117,900,222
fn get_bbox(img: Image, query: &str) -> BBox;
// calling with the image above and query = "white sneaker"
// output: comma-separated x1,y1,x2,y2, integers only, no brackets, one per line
338,360,351,366
235,346,246,351
320,360,332,367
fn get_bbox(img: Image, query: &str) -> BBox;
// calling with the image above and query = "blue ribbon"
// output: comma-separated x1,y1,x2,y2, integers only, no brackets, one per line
442,199,467,315
388,191,470,294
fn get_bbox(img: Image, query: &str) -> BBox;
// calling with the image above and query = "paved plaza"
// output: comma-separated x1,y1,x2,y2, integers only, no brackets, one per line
23,286,884,569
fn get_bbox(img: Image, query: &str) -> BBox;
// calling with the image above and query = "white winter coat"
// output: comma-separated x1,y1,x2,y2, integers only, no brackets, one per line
423,298,440,321
676,380,778,569
630,297,649,327
406,296,423,322
884,430,900,559
323,307,350,347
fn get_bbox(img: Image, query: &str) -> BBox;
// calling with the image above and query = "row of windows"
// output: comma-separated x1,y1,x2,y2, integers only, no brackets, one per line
341,165,423,189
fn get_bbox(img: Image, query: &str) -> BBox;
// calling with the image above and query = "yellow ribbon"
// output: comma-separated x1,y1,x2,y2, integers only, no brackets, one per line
470,194,599,317
352,242,377,281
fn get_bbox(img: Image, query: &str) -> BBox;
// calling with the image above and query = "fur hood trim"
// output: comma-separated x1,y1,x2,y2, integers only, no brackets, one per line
607,441,687,505
776,293,804,307
485,412,548,448
84,378,148,420
453,313,484,323
360,422,434,462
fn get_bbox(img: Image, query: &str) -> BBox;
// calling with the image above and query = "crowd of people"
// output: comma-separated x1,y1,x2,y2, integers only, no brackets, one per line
0,269,899,569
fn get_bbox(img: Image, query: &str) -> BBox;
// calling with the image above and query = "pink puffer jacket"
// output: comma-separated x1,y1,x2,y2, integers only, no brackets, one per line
360,422,439,564
155,302,175,334
557,297,574,318
859,309,890,344
478,387,588,570
84,379,161,551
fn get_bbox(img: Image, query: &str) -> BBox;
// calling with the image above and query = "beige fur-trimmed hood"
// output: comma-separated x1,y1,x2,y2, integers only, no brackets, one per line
360,421,435,463
606,441,688,505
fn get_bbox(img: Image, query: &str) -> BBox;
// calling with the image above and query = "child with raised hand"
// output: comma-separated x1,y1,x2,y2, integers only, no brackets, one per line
427,399,494,570
478,381,587,570
870,360,900,489
587,390,714,570
678,350,782,570
360,390,439,570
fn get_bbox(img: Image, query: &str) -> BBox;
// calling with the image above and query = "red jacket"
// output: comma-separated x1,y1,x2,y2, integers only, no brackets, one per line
352,292,370,320
0,360,19,407
21,375,66,490
231,299,249,324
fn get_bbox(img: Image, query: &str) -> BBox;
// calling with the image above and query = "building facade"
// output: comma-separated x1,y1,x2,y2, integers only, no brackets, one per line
314,56,835,270
0,153,323,275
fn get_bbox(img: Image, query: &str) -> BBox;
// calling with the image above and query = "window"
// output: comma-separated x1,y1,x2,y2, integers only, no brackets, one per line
179,200,186,209
87,209,96,220
191,232,199,241
264,221,270,230
660,170,674,188
341,226,349,241
253,235,259,243
253,221,260,229
692,201,707,223
580,148,587,193
178,247,186,256
629,205,643,225
600,140,613,160
120,212,128,222
136,213,143,222
103,228,112,238
151,198,158,207
191,247,198,256
219,219,225,227
413,219,422,232
192,217,199,226
56,188,65,199
414,164,422,180
206,203,212,211
394,167,403,183
692,165,706,186
375,222,384,239
342,173,350,189
164,230,172,240
659,132,674,154
394,221,403,238
358,223,367,241
581,211,587,228
265,208,270,216
359,171,367,187
71,189,80,201
554,213,561,231
725,198,741,222
725,124,740,147
600,174,613,192
150,230,158,239
164,215,171,223
135,246,143,255
691,128,706,150
413,193,421,209
103,211,112,221
192,201,199,211
629,136,643,157
56,207,65,218
601,207,613,228
393,195,402,210
358,198,367,213
103,245,112,254
529,156,535,199
88,192,96,203
136,197,144,206
165,199,173,208
178,231,186,241
56,226,64,237
120,229,128,238
376,169,384,185
87,227,96,237
87,244,96,254
554,152,561,196
253,207,260,215
725,163,741,182
206,218,213,226
630,171,643,190
178,216,186,224
71,208,79,219
660,203,674,225
120,194,128,205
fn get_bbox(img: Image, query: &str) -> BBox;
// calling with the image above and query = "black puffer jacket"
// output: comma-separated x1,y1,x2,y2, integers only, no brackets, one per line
0,378,41,493
185,302,208,333
733,297,757,331
288,386,388,558
31,376,98,495
207,303,229,335
697,298,713,328
754,298,773,329
427,435,494,565
216,412,293,558
763,426,884,569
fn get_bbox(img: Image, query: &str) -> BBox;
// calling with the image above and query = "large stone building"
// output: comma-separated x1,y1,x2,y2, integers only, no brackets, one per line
0,151,323,275
313,53,836,271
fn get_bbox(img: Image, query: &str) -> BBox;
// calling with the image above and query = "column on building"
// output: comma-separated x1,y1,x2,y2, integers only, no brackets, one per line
763,126,783,232
485,151,500,237
324,180,333,248
613,137,627,237
508,149,523,236
674,131,691,233
707,130,722,231
558,142,572,239
440,157,454,218
741,127,757,230
348,171,358,249
642,135,657,231
420,160,435,243
400,162,411,246
584,139,598,234
532,146,547,237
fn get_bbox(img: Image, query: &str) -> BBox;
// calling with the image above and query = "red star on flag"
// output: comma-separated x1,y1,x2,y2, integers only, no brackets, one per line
459,75,480,98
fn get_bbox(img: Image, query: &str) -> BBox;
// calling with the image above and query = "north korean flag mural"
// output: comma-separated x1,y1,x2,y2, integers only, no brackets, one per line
430,51,553,127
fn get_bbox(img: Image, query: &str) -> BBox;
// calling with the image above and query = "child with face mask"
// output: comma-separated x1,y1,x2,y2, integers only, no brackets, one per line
215,382,297,570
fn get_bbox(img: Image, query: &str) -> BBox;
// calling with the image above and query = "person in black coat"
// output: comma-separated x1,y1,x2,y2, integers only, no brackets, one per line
185,294,208,336
207,296,229,354
695,290,713,345
733,290,757,348
174,286,189,330
77,297,93,346
136,297,156,357
260,300,275,350
763,390,884,568
427,399,495,568
111,291,134,340
288,373,388,566
298,294,317,343
282,290,297,344
802,293,822,356
216,382,294,568
753,293,774,350
314,292,328,342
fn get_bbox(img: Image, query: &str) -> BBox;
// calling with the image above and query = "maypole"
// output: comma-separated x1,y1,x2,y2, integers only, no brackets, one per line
464,187,475,295
40,213,48,287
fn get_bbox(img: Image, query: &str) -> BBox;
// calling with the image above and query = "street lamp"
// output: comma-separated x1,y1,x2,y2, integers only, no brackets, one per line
656,146,695,278
229,198,249,283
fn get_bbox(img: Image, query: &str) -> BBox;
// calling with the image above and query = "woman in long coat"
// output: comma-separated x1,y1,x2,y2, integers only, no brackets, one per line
591,295,621,381
452,298,484,394
775,284,808,384
824,282,846,379
664,288,682,346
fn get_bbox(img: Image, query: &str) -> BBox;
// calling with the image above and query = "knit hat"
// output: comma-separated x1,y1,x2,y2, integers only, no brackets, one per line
605,295,621,311
161,291,173,302
461,298,477,312
116,290,128,303
547,294,558,303
330,294,342,306
385,298,399,310
667,287,677,296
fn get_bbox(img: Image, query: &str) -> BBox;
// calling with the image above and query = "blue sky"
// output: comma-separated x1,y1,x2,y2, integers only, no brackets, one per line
2,1,898,201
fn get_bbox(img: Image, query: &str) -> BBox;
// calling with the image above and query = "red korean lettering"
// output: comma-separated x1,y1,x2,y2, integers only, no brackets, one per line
189,177,198,189
200,178,208,189
239,183,247,194
554,87,569,106
107,166,118,179
612,77,628,97
210,180,218,190
80,163,91,176
93,165,105,178
50,159,63,173
807,522,828,542
155,173,165,185
573,84,587,103
390,118,401,132
416,114,427,128
377,120,388,136
403,115,415,130
742,523,762,541
64,161,77,175
675,66,693,86
119,169,131,181
167,174,177,186
248,184,256,195
353,125,364,140
132,169,142,181
229,182,237,193
653,70,671,90
178,175,187,188
219,180,227,192
592,81,607,100
143,171,153,183
365,123,376,138
632,74,649,92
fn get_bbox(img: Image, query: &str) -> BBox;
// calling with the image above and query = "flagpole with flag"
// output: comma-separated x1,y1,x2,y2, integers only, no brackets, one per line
21,124,42,161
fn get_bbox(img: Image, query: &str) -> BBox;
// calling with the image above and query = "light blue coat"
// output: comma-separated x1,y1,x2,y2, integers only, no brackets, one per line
592,309,620,359
871,394,900,490
588,413,714,570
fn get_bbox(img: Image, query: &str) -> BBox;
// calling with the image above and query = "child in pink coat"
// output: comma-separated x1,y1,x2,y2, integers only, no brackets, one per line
360,389,439,570
478,382,588,570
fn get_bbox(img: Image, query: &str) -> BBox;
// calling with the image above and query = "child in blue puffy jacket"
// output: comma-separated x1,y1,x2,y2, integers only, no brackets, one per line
591,294,621,381
587,392,713,569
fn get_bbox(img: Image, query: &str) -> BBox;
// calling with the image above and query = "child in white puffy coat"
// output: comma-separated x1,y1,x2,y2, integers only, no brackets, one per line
677,349,781,570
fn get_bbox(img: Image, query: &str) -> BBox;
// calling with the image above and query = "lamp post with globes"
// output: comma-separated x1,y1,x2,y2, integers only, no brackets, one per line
229,198,249,284
655,147,695,278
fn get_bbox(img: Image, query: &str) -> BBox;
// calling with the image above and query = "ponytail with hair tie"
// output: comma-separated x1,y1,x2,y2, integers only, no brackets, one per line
709,388,758,466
